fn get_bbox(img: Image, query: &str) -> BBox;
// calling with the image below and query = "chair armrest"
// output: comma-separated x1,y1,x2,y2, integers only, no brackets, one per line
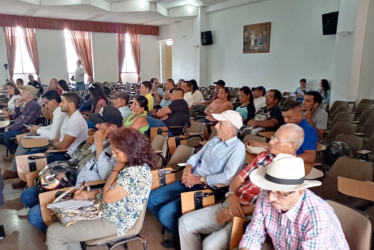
350,121,360,124
357,150,371,155
352,132,364,137
47,149,68,153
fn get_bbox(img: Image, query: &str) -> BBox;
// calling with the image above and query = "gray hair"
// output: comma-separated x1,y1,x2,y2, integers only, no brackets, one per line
226,121,239,136
278,123,304,150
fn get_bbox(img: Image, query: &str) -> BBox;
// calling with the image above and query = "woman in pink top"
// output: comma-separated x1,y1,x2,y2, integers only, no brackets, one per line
88,83,108,113
204,87,233,122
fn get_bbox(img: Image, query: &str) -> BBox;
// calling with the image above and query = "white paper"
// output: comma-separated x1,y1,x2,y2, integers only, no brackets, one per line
246,146,266,155
24,135,42,139
47,199,94,210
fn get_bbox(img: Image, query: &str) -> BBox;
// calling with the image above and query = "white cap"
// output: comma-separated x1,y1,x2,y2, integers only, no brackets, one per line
212,110,243,130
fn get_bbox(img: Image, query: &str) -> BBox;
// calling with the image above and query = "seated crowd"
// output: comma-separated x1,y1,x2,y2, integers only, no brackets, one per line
0,76,350,250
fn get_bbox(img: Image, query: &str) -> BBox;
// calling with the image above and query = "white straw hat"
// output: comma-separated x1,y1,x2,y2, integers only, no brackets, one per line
212,110,243,129
250,153,321,192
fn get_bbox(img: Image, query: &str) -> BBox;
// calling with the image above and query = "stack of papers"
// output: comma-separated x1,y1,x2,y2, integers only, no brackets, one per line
246,146,266,155
47,199,94,210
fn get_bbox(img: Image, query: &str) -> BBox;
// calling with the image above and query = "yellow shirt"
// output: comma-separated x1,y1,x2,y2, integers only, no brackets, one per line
144,92,154,112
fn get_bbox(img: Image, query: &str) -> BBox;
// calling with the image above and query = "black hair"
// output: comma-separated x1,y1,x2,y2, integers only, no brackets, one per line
58,79,70,92
135,95,149,112
281,100,300,112
141,81,152,91
190,79,199,94
42,90,62,103
88,83,109,113
305,91,323,104
62,92,80,109
269,89,282,103
5,82,21,96
240,86,253,103
221,87,230,101
300,78,306,83
320,79,330,91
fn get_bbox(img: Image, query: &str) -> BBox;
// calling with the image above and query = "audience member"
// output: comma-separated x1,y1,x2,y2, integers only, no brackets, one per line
252,86,266,112
27,74,43,94
160,79,175,108
49,78,61,95
244,89,284,134
302,91,328,138
146,88,190,136
0,85,41,158
88,83,108,114
57,79,70,93
204,87,233,123
177,79,184,88
148,110,245,248
179,124,304,250
291,78,310,104
111,91,131,121
19,105,122,233
151,77,164,106
190,79,204,105
319,79,331,105
123,96,149,133
181,81,194,108
4,90,67,183
236,86,255,126
140,81,153,112
75,59,85,92
239,154,348,250
16,78,24,86
4,81,21,113
47,127,156,249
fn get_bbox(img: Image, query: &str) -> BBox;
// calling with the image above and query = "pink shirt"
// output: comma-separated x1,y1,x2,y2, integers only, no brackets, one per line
206,100,233,121
93,98,107,113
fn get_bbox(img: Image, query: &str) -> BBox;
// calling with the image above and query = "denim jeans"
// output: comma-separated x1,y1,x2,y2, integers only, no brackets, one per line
146,116,173,137
21,186,47,233
1,129,23,154
0,174,4,206
75,82,85,92
148,181,202,236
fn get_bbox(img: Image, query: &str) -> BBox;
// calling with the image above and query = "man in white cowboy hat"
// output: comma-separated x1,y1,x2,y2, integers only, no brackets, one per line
240,154,348,250
179,123,305,250
148,110,246,248
0,85,42,175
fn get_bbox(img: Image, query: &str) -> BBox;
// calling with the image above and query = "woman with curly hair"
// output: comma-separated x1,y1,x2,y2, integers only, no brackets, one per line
47,127,156,250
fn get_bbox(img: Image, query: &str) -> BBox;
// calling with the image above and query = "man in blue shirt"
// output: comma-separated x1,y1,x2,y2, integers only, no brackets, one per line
281,100,318,163
148,110,246,248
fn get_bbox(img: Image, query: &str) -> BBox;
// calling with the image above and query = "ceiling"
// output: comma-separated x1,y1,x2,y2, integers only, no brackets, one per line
0,0,263,26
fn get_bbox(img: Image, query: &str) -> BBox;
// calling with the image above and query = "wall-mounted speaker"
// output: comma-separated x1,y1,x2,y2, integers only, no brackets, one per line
201,31,213,45
322,11,339,35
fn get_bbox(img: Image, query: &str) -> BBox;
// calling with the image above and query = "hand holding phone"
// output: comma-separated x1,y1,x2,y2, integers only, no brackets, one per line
23,124,29,128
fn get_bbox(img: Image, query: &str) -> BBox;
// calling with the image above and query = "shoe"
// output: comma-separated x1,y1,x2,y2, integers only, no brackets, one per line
12,180,27,189
2,170,18,180
162,236,179,249
18,207,30,217
3,154,14,162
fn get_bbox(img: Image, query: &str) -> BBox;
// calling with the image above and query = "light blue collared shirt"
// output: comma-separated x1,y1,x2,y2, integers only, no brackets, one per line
187,136,246,187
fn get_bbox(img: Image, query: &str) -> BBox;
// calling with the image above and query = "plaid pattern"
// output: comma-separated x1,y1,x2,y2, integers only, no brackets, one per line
239,190,349,250
10,100,42,130
236,151,275,204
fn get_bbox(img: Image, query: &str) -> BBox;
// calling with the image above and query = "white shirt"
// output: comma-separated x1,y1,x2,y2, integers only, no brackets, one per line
253,96,266,113
37,106,67,140
59,110,88,156
75,67,85,83
118,106,131,121
184,92,194,108
7,95,21,112
192,90,204,105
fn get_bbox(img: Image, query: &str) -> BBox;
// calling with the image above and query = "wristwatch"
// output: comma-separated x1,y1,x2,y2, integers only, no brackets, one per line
225,191,235,198
200,176,206,184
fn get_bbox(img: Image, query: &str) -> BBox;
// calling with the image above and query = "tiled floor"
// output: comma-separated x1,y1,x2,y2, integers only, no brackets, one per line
0,145,174,250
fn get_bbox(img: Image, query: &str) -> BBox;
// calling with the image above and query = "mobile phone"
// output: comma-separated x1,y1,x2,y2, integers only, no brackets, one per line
23,124,29,128
0,225,5,239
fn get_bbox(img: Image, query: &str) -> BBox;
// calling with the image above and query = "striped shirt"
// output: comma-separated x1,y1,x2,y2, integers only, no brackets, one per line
236,151,275,204
239,189,349,250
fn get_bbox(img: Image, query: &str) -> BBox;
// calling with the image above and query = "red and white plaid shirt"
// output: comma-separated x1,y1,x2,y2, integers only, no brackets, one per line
236,151,275,204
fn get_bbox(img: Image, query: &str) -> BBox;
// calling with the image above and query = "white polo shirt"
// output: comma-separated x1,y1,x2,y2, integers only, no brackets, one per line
37,106,67,140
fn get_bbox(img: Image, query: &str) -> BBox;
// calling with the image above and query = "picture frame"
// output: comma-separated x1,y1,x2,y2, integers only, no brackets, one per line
243,22,271,53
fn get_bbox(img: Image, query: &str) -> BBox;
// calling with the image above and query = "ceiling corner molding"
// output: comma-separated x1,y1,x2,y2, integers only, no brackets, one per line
206,0,267,13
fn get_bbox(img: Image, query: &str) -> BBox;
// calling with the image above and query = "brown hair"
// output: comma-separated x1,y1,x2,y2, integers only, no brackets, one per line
5,81,21,96
109,127,156,170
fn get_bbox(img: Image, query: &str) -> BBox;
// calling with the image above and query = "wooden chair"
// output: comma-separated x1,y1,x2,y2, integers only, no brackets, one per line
151,134,168,168
181,189,215,215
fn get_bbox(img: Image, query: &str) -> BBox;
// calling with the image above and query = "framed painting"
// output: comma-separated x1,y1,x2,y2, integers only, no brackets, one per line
243,22,271,53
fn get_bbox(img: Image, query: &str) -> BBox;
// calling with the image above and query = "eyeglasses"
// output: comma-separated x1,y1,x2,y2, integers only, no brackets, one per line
270,135,293,144
266,190,294,199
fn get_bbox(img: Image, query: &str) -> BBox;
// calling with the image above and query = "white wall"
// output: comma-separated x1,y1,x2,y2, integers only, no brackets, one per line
91,32,119,82
0,30,8,84
139,35,161,81
160,0,340,91
36,29,69,84
159,19,197,82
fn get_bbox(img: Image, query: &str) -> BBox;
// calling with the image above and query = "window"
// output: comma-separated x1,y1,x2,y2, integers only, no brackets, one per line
63,29,79,76
122,33,137,73
14,27,36,74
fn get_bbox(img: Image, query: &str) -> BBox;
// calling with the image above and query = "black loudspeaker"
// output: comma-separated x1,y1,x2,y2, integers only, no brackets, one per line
201,31,213,45
322,11,339,35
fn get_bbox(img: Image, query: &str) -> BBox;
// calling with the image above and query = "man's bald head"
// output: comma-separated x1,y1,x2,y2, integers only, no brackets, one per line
269,123,304,155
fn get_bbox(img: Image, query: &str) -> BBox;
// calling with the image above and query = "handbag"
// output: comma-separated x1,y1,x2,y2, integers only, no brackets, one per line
48,185,104,227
